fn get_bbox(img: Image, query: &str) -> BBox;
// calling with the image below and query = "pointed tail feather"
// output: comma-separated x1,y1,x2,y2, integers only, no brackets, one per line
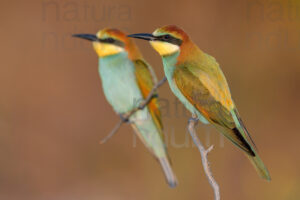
247,153,271,181
228,109,271,181
158,157,178,188
233,127,271,181
131,123,177,187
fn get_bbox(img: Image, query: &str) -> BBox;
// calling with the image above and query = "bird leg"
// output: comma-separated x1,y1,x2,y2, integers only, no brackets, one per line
119,113,131,123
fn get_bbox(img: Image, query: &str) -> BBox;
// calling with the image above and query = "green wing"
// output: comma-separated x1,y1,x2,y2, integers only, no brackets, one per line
173,63,255,156
173,53,270,180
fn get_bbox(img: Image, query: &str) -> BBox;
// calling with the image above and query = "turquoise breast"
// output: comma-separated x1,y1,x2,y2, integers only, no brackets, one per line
98,52,143,114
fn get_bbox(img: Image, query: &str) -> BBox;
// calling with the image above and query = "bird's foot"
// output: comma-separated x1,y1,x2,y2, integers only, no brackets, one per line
188,116,198,123
119,114,131,124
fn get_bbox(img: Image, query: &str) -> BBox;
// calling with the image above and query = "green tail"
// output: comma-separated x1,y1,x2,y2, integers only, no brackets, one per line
247,153,271,181
212,121,271,181
231,109,271,181
131,113,178,187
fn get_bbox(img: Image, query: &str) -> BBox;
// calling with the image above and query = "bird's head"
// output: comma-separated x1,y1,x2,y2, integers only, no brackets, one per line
73,28,142,59
128,25,189,56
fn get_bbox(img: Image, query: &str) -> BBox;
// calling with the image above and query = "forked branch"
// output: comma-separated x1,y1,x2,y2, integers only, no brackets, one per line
188,114,220,200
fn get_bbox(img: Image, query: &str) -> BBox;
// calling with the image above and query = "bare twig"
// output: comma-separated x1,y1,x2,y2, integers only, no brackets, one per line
100,77,167,144
188,114,220,200
100,120,123,144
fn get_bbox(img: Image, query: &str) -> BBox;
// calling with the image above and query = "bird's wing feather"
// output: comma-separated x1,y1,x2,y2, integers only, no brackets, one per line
173,61,254,155
134,59,163,132
187,53,233,111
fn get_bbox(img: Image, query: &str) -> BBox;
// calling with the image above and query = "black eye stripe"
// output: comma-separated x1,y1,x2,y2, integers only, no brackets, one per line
103,38,115,43
99,37,124,47
164,35,170,39
155,34,182,46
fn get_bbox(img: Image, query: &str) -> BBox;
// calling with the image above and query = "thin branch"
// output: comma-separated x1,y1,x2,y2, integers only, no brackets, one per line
188,114,220,200
100,77,167,144
99,120,123,144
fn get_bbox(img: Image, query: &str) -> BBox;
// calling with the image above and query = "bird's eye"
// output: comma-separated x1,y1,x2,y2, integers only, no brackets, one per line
164,35,171,40
106,38,115,43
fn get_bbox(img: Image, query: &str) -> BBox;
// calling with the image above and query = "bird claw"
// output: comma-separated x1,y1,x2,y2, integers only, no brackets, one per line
119,114,130,123
188,116,198,123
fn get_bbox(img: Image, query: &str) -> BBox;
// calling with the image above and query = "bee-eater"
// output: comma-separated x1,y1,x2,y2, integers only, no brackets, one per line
128,25,271,181
72,28,177,187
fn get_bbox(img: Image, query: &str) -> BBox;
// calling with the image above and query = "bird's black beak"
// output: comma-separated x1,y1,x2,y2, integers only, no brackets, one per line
127,33,155,41
72,34,98,41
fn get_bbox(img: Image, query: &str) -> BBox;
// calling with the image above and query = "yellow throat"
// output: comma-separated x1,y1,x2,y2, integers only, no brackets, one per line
150,41,179,56
93,42,124,57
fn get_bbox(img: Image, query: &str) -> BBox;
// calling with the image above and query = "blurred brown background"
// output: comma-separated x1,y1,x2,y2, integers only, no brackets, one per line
0,0,299,199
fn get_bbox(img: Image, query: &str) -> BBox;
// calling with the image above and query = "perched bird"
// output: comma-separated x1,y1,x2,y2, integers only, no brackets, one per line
128,25,271,181
72,28,177,187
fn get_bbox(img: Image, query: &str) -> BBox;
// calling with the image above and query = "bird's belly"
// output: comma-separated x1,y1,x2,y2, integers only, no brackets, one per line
103,78,139,113
99,59,143,114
